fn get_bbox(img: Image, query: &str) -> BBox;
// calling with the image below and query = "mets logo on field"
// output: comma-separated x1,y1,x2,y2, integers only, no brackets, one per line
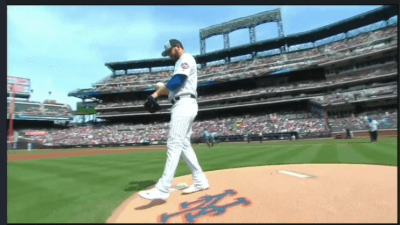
158,189,251,223
181,63,189,69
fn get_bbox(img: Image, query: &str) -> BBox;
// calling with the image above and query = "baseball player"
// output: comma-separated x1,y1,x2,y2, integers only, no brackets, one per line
345,118,352,139
210,132,216,147
139,39,209,201
203,130,210,148
365,116,379,143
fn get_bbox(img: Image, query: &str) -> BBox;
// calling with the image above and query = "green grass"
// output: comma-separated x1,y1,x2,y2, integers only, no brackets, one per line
7,145,165,155
7,137,397,223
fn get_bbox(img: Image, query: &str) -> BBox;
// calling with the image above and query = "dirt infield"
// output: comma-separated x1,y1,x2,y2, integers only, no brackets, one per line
107,164,397,223
7,148,166,162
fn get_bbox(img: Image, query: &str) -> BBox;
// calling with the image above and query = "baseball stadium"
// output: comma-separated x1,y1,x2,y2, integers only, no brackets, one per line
7,6,398,223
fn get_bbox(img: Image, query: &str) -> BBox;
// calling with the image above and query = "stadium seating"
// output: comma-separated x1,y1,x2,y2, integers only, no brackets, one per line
329,110,398,132
88,25,397,95
8,101,43,116
7,100,73,118
95,62,397,111
18,106,397,146
43,104,73,117
312,83,397,105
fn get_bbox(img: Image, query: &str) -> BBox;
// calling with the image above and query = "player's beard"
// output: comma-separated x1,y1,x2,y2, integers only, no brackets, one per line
170,49,180,63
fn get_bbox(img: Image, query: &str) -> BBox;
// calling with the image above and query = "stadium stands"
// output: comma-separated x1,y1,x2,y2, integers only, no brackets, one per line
18,108,397,146
312,83,397,106
329,110,398,132
7,100,73,118
45,9,398,148
88,25,397,94
95,62,397,111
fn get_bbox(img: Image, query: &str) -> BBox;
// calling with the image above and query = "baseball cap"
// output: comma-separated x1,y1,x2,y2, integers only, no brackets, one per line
162,39,183,57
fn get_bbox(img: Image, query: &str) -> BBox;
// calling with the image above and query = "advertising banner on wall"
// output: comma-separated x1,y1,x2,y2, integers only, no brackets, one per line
25,131,48,136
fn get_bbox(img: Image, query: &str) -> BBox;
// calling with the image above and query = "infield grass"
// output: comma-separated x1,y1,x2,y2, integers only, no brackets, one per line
7,137,397,223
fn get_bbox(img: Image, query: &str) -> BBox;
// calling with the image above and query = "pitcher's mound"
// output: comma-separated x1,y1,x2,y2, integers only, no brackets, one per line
107,164,397,223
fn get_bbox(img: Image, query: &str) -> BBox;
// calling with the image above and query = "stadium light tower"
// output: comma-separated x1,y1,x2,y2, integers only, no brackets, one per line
8,79,21,149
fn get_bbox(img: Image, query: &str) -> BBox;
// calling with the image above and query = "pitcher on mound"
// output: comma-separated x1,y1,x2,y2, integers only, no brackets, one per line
139,39,209,201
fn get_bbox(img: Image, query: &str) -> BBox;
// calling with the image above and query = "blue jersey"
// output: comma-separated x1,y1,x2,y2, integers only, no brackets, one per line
204,131,209,138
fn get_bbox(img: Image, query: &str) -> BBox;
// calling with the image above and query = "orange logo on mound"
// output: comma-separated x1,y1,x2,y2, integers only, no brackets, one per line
158,189,251,223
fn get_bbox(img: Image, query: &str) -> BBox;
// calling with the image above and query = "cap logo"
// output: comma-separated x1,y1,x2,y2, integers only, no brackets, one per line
165,41,171,50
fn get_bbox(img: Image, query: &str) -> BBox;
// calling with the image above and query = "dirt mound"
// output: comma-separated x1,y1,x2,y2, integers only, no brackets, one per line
107,164,397,223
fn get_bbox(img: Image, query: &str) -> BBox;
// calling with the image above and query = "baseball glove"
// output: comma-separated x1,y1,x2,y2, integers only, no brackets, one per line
144,96,162,113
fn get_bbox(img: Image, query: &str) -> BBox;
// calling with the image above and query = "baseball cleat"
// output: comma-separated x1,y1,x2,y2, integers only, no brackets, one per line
139,187,169,200
182,183,209,194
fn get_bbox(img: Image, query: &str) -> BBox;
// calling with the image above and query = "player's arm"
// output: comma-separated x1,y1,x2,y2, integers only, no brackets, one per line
152,57,191,99
151,85,169,99
151,74,187,99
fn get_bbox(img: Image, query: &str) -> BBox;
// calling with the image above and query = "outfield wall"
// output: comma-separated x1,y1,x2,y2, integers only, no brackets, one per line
10,132,333,150
331,129,397,139
14,131,397,150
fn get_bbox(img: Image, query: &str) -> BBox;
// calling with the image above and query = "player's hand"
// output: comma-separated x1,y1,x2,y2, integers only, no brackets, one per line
144,96,162,113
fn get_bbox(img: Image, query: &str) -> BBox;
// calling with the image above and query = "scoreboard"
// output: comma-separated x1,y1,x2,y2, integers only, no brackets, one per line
7,76,31,95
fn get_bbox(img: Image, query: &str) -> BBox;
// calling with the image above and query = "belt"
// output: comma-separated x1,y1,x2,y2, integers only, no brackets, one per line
171,94,196,104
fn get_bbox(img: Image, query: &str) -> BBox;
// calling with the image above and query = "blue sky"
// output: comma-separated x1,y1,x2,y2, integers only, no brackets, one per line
7,5,387,111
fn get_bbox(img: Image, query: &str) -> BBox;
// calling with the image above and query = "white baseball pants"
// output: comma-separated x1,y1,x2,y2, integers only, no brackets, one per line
155,97,208,193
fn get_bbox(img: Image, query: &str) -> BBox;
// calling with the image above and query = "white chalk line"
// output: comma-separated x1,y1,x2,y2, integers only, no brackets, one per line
169,183,188,192
277,170,316,179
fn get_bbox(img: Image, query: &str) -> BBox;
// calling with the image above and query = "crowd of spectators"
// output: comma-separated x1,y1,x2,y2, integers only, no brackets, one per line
323,26,397,52
285,48,321,61
18,107,397,147
312,84,397,105
87,25,397,95
320,27,397,64
329,109,398,132
7,101,73,117
17,110,323,146
190,111,325,138
97,71,171,85
95,62,396,110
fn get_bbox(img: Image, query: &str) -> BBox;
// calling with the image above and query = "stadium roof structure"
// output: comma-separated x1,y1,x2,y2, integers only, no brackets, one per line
7,92,30,99
104,36,287,71
199,8,281,40
105,57,173,71
68,88,100,99
104,5,396,72
283,5,397,46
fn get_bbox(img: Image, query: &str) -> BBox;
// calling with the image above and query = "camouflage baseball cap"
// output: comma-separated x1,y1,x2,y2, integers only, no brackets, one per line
162,39,183,57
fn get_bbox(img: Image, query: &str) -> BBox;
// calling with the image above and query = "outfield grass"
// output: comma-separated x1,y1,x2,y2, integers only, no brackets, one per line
7,137,397,223
7,145,165,155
